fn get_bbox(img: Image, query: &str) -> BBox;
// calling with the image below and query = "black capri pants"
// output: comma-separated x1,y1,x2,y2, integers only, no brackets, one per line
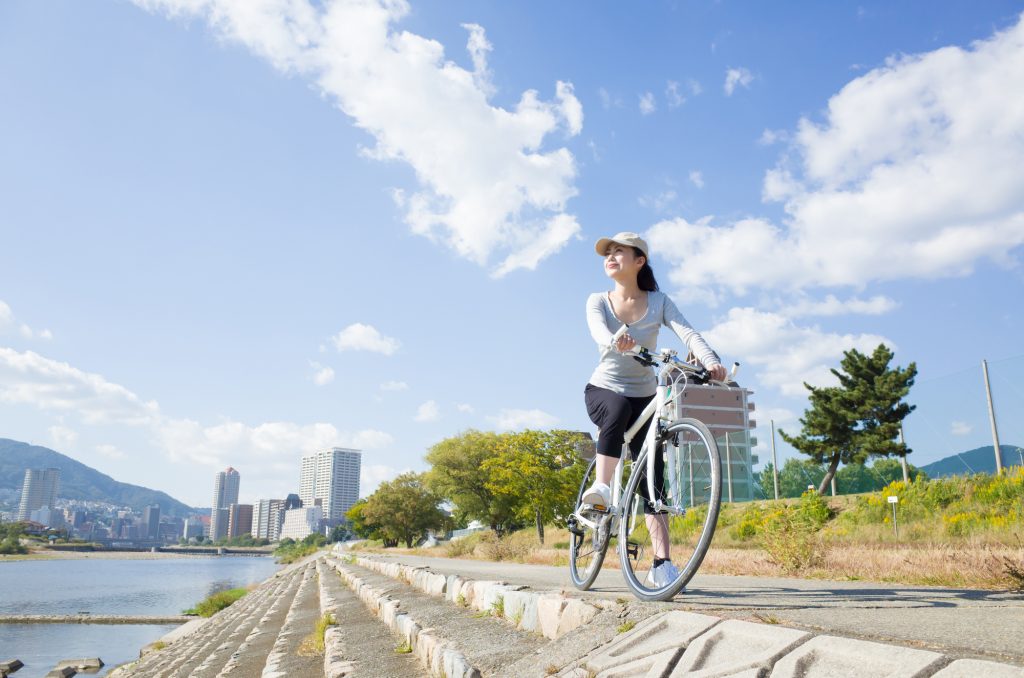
584,383,666,514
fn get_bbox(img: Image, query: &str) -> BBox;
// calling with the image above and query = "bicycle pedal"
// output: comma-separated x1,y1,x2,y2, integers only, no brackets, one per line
581,503,609,514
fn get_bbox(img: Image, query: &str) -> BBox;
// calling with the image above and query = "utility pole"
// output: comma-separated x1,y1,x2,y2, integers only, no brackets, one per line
899,426,909,483
770,419,780,500
982,359,1004,474
725,433,734,503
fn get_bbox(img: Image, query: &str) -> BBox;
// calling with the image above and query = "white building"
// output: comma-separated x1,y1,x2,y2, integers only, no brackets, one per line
279,506,323,541
299,448,361,523
210,467,240,541
17,468,60,522
254,499,285,541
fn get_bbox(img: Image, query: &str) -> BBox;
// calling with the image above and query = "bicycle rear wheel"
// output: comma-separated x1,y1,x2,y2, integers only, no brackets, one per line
618,418,721,601
567,457,611,590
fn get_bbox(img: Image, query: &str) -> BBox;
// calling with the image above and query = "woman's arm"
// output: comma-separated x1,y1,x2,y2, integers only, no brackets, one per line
586,293,616,346
663,295,722,369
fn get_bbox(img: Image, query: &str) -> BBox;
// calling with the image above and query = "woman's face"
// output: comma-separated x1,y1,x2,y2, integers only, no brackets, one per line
604,243,645,281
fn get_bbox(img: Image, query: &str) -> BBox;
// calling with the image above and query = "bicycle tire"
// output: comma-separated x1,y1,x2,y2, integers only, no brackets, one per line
618,417,721,601
568,457,611,590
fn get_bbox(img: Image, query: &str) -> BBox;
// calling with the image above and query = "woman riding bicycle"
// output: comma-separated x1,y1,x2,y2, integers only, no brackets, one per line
583,231,726,587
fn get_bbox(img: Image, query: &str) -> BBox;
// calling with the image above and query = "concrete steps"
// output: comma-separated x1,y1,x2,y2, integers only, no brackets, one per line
315,558,428,677
346,552,1024,678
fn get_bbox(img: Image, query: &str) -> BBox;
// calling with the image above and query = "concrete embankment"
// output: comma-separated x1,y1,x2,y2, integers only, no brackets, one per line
106,550,1024,677
0,615,192,624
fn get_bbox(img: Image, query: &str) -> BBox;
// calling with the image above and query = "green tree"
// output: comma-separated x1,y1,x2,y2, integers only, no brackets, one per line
781,345,917,495
777,458,828,498
344,499,378,540
482,430,588,544
362,472,446,548
835,462,877,494
871,458,927,485
425,430,521,535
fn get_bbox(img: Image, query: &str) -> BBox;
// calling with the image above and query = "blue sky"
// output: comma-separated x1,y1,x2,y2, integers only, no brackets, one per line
2,1,1022,507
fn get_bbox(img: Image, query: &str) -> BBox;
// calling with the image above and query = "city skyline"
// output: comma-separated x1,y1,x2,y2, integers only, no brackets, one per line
1,2,1022,506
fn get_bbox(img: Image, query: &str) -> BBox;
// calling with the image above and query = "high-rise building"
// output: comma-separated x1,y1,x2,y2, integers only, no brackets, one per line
210,467,240,541
299,448,361,523
227,503,253,539
143,504,161,540
255,499,285,541
17,468,60,521
279,506,323,540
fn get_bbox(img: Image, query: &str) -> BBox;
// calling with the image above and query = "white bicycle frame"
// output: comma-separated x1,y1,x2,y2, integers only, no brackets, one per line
574,324,738,540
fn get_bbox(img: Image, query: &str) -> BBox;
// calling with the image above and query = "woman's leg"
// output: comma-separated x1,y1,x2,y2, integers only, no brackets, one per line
584,385,633,487
646,514,671,560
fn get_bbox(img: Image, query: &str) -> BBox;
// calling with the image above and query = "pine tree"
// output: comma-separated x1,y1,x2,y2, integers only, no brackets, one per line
780,344,917,494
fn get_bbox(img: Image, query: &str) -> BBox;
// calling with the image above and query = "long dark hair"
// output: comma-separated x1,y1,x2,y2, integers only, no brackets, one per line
633,247,660,292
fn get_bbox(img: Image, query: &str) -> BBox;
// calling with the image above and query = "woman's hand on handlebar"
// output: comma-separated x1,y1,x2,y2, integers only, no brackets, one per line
614,333,637,353
708,364,727,381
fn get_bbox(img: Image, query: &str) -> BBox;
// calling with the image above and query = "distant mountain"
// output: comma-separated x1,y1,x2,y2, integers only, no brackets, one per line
0,438,194,516
919,444,1023,478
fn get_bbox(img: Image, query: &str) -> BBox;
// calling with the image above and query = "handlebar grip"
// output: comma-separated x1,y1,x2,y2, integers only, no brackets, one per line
609,324,630,345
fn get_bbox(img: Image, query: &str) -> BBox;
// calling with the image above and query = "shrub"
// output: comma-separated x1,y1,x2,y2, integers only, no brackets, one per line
445,532,482,558
183,588,248,617
477,530,537,562
758,508,825,574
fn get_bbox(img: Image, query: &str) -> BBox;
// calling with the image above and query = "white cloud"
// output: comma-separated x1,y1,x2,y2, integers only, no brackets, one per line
331,323,400,355
780,294,899,317
758,128,787,146
724,67,753,95
0,345,391,473
96,443,126,459
639,189,678,213
598,87,621,109
414,399,439,422
133,0,583,276
688,170,705,189
456,402,474,414
0,300,53,341
665,80,685,108
309,361,335,385
379,380,408,391
0,348,160,426
360,463,402,498
657,17,1024,297
639,91,656,115
48,423,78,450
489,408,558,431
351,429,395,448
688,78,703,96
950,421,972,436
491,213,581,278
703,307,891,396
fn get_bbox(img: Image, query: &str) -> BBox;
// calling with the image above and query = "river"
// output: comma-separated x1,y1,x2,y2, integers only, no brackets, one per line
0,555,281,677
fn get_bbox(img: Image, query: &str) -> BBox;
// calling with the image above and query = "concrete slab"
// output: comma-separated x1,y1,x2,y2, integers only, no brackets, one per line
596,648,681,678
930,659,1024,677
586,611,721,674
769,634,946,678
671,619,810,677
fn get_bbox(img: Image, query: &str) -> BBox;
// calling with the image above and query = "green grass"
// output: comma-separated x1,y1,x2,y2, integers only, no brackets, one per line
183,588,248,617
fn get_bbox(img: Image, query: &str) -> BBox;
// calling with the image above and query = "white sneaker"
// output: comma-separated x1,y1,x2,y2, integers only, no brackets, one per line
644,560,681,588
581,482,611,509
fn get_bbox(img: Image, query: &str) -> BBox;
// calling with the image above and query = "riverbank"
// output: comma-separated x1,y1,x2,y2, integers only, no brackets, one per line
1,546,274,561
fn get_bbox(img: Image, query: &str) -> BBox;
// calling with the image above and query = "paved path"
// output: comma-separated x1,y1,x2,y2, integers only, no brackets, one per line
367,553,1024,666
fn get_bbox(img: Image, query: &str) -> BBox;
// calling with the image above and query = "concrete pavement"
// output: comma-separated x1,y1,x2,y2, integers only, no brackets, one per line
365,552,1024,667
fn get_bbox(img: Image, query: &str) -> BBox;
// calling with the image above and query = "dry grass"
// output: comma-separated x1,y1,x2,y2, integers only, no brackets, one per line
353,530,1024,589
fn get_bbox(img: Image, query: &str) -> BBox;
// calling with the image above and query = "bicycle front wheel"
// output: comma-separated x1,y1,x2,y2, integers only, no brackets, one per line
618,418,721,601
567,457,611,590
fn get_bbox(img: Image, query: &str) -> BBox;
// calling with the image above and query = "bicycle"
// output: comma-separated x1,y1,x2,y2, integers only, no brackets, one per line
566,327,734,601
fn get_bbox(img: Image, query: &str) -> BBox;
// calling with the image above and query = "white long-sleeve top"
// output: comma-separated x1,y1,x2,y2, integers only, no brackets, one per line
586,290,721,397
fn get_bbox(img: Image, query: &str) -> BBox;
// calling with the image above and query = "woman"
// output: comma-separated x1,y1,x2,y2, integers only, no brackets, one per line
583,231,726,587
